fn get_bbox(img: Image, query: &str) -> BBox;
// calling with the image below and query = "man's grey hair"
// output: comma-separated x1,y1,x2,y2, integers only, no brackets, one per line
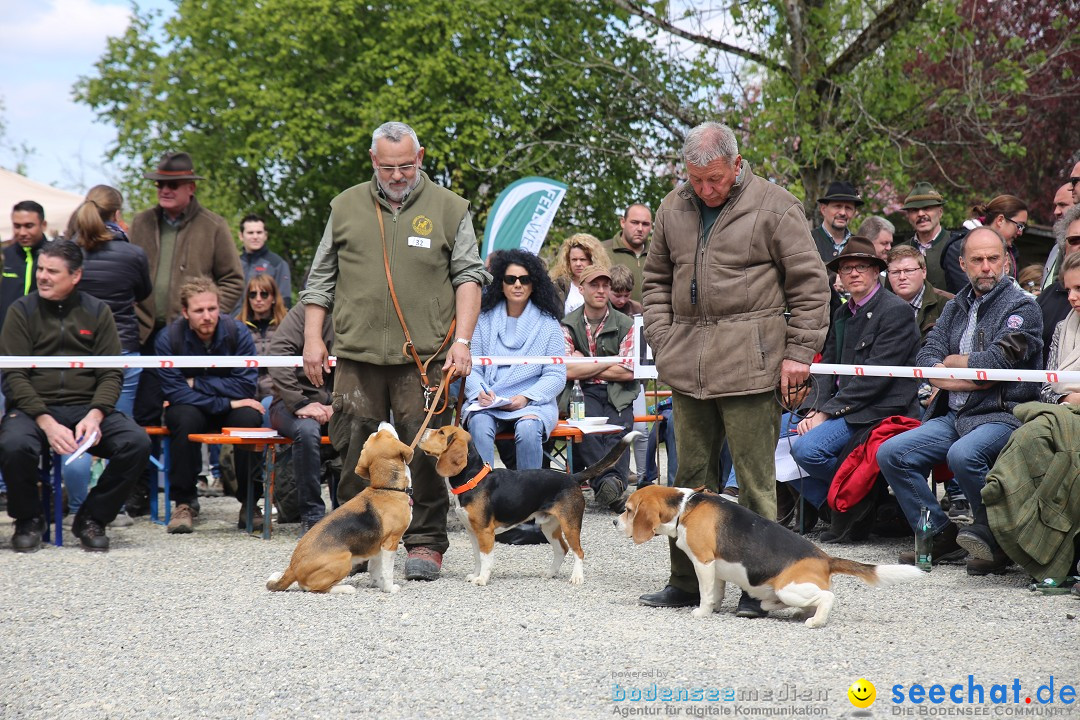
859,216,895,239
960,225,1007,257
682,122,739,167
1054,204,1080,243
371,122,420,153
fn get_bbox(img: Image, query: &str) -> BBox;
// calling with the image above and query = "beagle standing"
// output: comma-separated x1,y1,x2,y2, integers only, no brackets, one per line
266,423,413,594
418,425,640,586
616,485,922,627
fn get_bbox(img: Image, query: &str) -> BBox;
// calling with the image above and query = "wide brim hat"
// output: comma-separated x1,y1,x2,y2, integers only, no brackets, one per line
578,266,612,285
825,236,887,273
817,180,863,206
144,151,205,181
901,181,944,210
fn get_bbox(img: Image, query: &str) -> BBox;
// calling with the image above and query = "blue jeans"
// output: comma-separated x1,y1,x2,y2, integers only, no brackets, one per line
876,411,1014,534
466,412,545,470
116,350,142,417
789,416,856,508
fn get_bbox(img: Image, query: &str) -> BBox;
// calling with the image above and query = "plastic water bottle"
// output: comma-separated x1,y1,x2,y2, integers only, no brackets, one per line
915,505,933,571
570,381,585,421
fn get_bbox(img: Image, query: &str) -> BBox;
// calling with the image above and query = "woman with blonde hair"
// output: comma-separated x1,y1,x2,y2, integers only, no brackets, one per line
239,274,287,404
549,232,610,314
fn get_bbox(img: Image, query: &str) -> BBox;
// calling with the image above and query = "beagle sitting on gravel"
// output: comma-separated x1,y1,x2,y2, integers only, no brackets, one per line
418,425,640,586
615,485,922,627
266,423,413,594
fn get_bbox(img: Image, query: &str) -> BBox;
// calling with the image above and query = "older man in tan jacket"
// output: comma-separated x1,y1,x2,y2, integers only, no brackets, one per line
640,121,830,617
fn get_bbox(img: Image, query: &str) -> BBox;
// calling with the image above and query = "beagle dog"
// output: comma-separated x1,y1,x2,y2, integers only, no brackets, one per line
418,425,640,586
616,485,922,627
266,422,413,594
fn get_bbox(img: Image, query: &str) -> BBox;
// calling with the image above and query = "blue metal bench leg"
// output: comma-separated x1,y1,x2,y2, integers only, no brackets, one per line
246,458,256,534
263,446,275,540
162,437,171,525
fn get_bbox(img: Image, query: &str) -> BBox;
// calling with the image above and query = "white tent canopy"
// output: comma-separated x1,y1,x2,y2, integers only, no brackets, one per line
0,167,86,240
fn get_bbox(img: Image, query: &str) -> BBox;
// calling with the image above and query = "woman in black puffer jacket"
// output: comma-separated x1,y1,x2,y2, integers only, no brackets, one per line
69,185,152,416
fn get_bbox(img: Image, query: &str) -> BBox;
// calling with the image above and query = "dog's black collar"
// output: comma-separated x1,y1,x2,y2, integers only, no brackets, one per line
377,486,413,496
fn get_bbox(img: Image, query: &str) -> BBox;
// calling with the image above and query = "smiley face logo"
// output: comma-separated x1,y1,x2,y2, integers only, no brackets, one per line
847,678,876,708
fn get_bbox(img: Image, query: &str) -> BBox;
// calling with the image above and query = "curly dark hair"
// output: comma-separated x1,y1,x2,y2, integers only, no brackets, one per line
482,249,563,319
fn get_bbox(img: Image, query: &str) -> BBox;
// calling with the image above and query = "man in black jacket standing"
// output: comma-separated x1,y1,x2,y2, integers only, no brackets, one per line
0,240,151,553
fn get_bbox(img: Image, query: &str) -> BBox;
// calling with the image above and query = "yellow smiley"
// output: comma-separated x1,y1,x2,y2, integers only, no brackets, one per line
847,678,876,708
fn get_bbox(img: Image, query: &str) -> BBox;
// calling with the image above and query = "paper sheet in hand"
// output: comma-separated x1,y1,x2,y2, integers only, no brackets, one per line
465,395,514,414
65,431,100,465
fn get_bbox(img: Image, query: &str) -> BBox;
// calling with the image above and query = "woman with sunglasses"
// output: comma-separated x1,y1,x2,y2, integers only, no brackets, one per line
549,233,610,314
464,250,567,478
940,194,1029,293
239,275,287,406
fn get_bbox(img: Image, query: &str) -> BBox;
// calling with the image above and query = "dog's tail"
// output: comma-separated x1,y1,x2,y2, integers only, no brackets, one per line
828,557,924,586
266,568,296,592
572,430,641,484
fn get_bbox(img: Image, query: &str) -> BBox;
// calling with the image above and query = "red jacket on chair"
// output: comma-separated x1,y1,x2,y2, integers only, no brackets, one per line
828,416,920,512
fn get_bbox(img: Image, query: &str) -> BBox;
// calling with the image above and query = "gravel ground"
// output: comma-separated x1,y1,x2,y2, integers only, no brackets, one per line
1,484,1076,720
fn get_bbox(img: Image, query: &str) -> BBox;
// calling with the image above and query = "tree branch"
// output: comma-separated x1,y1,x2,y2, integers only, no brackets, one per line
826,0,929,78
610,0,788,75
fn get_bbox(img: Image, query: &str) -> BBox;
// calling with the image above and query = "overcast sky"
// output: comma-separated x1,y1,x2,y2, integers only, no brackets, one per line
0,0,173,192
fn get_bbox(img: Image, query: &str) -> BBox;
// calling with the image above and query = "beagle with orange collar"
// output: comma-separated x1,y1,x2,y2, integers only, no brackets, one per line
616,485,922,627
418,425,640,586
266,423,413,594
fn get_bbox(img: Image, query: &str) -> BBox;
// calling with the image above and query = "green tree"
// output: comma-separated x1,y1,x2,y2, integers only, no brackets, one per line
76,0,705,273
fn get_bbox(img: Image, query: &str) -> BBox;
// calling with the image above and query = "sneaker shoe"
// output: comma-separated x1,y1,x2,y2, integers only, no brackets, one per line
736,591,768,618
205,478,225,497
166,504,195,534
404,547,443,581
72,514,110,552
638,585,700,608
956,523,998,561
238,504,265,531
899,521,967,565
593,476,623,509
11,516,46,553
947,495,972,522
108,511,134,528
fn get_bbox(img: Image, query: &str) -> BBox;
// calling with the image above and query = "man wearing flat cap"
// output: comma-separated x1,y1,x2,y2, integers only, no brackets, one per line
127,151,245,514
902,181,951,291
788,236,921,515
812,181,863,262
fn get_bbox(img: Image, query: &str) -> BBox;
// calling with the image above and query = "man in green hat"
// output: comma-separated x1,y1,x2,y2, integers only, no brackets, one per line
902,181,950,290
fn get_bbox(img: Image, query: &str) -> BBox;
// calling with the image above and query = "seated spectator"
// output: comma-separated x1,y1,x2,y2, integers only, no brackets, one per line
239,274,287,411
464,249,566,470
156,278,261,534
887,245,953,343
956,249,1080,583
0,240,150,552
789,237,921,528
940,195,1028,293
1017,264,1041,296
550,233,610,315
561,266,636,511
1037,206,1080,363
876,228,1042,572
268,303,335,535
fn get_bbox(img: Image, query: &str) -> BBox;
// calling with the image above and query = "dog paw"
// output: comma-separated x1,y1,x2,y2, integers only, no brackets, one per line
329,584,357,595
804,615,826,628
469,576,489,586
691,607,713,618
569,573,584,586
384,583,401,594
465,573,477,582
267,571,283,583
542,570,556,580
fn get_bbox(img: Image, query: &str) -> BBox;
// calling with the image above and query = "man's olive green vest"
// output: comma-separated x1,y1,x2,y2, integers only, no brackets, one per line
559,306,638,412
329,172,469,365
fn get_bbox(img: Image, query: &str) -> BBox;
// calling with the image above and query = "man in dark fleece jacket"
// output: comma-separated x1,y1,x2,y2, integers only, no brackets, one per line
876,228,1042,574
0,240,151,553
156,277,261,534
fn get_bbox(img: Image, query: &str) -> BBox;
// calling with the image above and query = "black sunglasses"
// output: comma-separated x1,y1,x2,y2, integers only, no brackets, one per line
154,180,188,190
248,290,272,299
503,274,533,286
1067,235,1080,247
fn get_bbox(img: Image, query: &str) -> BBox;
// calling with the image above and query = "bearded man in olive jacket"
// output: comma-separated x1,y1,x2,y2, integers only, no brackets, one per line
640,121,830,616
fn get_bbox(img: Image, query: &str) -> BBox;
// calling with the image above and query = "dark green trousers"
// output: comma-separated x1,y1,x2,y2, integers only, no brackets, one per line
667,390,780,592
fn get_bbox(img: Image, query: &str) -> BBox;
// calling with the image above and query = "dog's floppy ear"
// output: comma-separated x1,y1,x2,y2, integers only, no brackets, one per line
355,446,372,480
435,427,469,477
398,439,414,465
631,499,661,544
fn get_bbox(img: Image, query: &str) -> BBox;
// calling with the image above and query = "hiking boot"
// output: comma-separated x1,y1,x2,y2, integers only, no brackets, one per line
638,585,699,608
299,515,323,537
404,547,443,581
125,483,150,518
947,495,972,522
166,504,195,534
72,514,110,552
11,516,46,553
966,550,1011,576
736,591,768,618
899,521,967,565
109,511,134,528
956,523,998,561
593,476,623,510
238,504,265,531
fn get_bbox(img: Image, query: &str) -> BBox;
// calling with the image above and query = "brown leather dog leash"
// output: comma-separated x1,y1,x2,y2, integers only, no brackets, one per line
408,367,468,450
375,195,456,411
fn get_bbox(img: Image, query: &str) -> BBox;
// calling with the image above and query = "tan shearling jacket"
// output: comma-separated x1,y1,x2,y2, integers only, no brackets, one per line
641,163,829,399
